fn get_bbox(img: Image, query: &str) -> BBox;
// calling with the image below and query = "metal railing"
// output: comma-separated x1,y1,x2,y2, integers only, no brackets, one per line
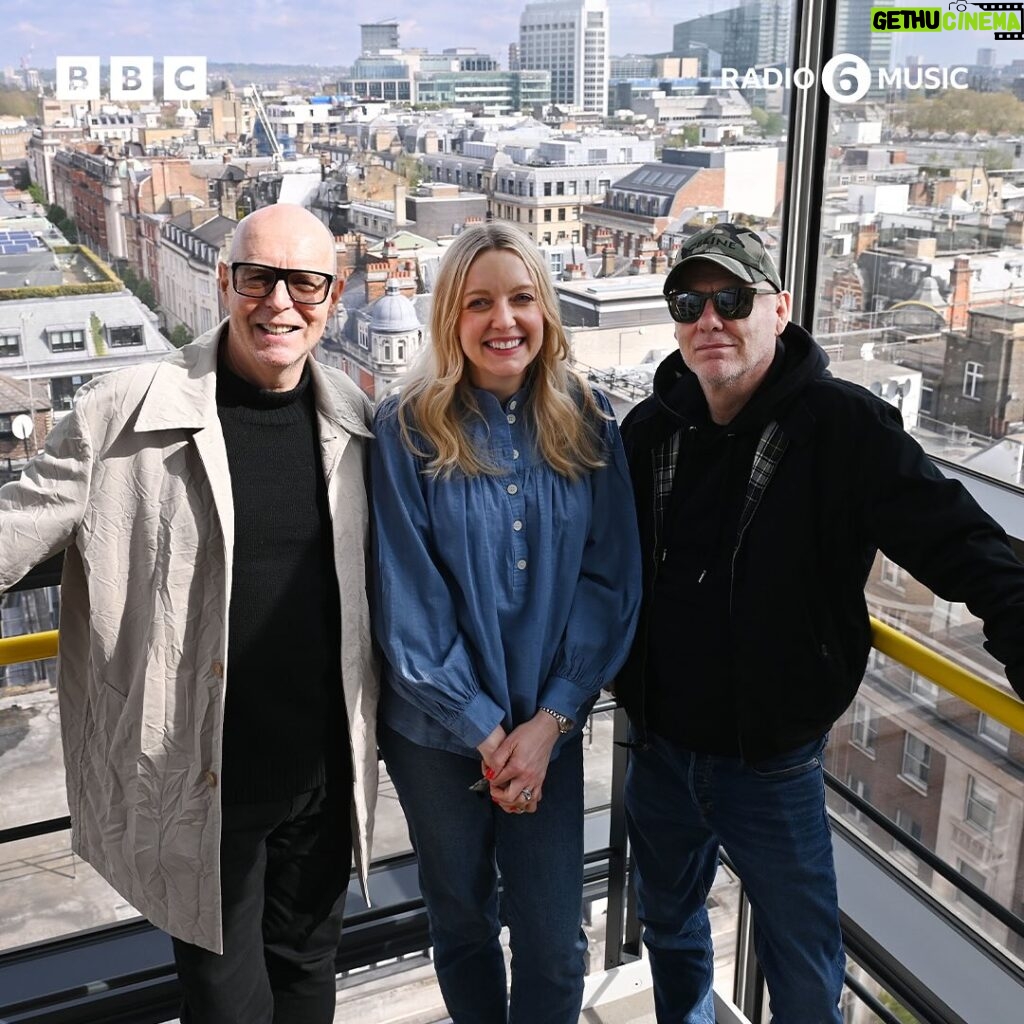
1,613,1023,1024
604,614,1024,1021
870,617,1024,735
4,618,1020,730
0,629,58,668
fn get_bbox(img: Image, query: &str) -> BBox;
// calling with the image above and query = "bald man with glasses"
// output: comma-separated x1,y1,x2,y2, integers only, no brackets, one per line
616,222,1024,1022
0,203,379,1023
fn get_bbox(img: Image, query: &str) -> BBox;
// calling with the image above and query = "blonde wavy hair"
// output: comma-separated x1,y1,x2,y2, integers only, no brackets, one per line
396,222,606,479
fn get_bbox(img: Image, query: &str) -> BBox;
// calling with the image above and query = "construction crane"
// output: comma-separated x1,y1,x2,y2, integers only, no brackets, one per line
19,45,34,89
245,83,283,164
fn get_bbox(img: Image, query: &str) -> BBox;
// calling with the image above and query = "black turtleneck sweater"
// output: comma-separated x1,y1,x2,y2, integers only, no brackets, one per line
216,358,348,804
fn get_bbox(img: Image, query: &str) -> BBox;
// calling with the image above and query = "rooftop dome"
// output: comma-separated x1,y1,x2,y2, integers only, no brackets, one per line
915,276,947,309
370,280,421,333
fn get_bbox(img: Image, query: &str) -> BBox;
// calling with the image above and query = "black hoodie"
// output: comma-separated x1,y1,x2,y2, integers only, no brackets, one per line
642,333,822,751
619,322,1024,761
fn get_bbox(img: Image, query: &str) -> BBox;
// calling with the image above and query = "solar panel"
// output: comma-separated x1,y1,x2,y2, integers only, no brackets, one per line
0,233,42,252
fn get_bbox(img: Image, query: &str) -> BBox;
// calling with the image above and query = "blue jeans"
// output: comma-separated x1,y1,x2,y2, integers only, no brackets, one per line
380,725,587,1024
625,734,844,1024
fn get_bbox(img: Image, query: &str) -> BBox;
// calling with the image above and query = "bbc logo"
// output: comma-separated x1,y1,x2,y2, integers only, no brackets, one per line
55,57,208,101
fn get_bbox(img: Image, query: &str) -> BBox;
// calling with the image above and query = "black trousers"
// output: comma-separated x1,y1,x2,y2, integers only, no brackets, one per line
171,781,353,1024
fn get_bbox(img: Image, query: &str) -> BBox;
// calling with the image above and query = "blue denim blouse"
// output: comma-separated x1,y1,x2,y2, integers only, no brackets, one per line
371,385,641,757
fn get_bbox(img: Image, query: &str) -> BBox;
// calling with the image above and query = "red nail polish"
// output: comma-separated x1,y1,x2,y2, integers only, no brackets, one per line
484,768,495,780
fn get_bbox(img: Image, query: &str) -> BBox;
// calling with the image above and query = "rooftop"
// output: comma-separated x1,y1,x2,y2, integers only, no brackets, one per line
0,373,50,413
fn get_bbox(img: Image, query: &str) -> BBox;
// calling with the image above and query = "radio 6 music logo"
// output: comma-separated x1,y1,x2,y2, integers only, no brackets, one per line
820,54,873,104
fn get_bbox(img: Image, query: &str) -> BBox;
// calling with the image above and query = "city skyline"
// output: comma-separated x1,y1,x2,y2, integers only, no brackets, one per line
4,0,681,71
0,0,1000,76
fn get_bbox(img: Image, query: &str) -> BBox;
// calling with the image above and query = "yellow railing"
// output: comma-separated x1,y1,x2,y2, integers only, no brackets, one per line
1,619,1023,735
0,629,58,668
870,618,1024,735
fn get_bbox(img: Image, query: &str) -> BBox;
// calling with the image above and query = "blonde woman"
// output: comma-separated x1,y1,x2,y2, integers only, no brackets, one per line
372,222,641,1024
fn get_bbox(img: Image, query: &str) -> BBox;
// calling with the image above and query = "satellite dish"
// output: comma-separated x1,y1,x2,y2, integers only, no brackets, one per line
11,413,33,440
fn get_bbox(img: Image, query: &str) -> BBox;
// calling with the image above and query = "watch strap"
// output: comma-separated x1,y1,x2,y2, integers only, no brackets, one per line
539,706,574,734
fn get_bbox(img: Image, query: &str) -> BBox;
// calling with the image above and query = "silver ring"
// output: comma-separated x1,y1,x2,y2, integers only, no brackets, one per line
520,787,533,802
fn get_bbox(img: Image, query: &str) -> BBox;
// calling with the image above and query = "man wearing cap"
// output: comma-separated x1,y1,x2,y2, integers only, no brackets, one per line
616,222,1024,1022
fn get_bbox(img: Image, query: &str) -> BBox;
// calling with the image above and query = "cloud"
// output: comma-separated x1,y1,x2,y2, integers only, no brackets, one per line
5,3,533,67
11,20,53,40
2,1,965,73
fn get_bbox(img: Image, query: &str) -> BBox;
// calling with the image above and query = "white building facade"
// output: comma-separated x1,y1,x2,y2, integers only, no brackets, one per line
157,215,233,337
519,0,610,115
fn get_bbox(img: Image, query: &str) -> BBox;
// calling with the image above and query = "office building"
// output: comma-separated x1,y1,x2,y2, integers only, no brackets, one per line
519,0,610,114
673,0,791,73
361,20,400,56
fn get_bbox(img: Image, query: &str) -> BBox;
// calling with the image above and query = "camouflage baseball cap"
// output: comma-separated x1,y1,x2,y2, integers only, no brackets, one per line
664,223,782,295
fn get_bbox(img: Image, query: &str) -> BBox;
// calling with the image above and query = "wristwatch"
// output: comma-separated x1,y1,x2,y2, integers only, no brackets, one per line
539,707,574,734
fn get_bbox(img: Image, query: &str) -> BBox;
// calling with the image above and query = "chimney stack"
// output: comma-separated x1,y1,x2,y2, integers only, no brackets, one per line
948,255,971,330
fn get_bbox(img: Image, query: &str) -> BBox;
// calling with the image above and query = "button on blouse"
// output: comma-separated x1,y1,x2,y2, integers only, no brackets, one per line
371,386,642,756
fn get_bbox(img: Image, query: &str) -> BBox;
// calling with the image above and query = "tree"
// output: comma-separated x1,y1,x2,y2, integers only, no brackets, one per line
27,183,44,206
135,279,156,310
0,85,37,118
120,265,139,292
750,107,784,137
982,146,1014,171
879,992,921,1024
396,152,424,189
44,202,79,243
662,125,700,150
169,324,193,348
897,89,1024,136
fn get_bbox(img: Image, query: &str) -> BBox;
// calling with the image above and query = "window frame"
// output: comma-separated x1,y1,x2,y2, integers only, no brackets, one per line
892,807,924,873
47,328,86,353
107,324,145,348
962,361,983,401
964,775,998,837
850,698,878,756
977,713,1010,753
900,732,931,792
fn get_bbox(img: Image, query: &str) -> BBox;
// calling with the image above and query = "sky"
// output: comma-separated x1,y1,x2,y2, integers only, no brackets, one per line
1,0,695,69
0,0,1011,74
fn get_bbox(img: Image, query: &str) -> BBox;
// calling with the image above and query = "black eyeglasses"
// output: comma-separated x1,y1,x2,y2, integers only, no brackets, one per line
666,285,777,324
230,262,335,305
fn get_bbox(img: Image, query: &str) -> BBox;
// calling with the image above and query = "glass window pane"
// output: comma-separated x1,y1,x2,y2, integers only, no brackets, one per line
826,574,1023,967
978,713,1011,752
812,1,1024,495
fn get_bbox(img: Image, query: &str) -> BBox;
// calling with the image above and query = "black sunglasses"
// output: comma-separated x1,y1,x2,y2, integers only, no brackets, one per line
230,262,335,305
666,285,777,324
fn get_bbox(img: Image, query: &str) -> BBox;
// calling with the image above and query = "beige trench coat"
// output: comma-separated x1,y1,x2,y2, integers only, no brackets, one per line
0,324,379,952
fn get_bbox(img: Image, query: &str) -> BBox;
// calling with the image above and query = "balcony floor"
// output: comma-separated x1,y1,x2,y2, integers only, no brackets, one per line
327,957,659,1024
